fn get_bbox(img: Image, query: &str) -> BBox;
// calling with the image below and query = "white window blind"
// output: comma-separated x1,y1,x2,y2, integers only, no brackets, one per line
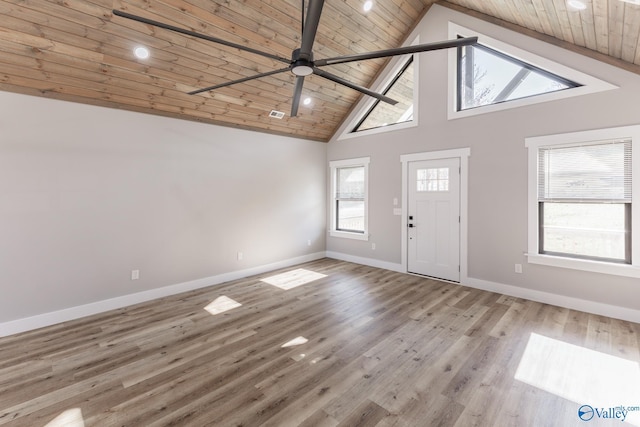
336,167,365,199
538,139,632,203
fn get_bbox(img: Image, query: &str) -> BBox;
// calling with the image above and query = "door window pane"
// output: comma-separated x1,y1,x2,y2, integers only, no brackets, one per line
418,168,449,192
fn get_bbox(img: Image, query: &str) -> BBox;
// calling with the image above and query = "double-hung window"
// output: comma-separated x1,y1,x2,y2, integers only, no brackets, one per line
526,126,640,277
538,140,631,263
330,157,370,240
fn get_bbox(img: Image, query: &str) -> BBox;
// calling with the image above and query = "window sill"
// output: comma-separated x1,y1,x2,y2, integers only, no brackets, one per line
526,254,640,278
329,230,369,241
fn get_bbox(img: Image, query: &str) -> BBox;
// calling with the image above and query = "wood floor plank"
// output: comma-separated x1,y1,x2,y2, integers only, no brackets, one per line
296,409,338,427
335,399,390,427
1,258,639,426
394,393,465,427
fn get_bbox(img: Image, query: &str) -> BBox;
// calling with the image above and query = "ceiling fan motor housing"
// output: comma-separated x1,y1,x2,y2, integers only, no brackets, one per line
291,48,314,76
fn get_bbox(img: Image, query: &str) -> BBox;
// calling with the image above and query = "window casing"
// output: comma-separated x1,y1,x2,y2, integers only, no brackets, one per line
337,44,419,141
330,157,370,240
526,126,640,278
448,23,617,120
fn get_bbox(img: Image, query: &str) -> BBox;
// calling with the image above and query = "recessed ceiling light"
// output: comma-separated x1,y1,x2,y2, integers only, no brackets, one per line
133,46,150,59
303,97,312,106
567,0,587,10
363,0,373,12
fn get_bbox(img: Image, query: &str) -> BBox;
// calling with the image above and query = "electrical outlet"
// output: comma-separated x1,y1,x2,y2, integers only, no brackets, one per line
515,264,522,274
307,239,311,246
237,251,243,261
372,243,376,250
131,269,140,280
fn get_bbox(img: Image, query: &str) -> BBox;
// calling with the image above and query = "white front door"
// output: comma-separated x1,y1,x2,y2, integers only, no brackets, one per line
407,158,460,282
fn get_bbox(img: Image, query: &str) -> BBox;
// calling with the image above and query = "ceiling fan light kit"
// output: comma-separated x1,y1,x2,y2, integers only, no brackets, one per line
113,0,477,117
291,49,314,76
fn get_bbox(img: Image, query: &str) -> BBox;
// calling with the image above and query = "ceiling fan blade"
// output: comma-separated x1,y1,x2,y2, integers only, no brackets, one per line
314,36,478,67
313,68,398,105
299,0,325,60
290,76,305,117
188,67,291,95
112,9,290,64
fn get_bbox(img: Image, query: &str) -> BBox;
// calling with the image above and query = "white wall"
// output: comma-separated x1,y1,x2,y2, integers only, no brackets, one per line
328,5,640,318
0,92,326,328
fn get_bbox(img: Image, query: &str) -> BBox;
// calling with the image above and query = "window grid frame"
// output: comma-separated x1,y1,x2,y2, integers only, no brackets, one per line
329,157,370,241
447,22,618,121
456,40,581,112
537,201,632,265
351,56,414,134
335,166,366,233
525,126,640,278
536,139,632,263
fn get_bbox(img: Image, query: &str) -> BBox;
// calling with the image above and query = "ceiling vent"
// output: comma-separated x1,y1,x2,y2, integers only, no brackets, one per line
269,110,285,119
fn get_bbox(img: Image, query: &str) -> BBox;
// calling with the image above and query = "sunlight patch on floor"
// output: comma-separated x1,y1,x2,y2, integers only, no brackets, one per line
281,336,309,348
260,268,327,290
291,353,306,362
515,333,640,425
45,408,85,427
204,295,242,315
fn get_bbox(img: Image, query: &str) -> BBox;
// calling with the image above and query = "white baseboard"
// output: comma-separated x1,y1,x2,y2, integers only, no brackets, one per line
327,251,640,324
462,276,640,324
4,251,638,338
0,252,326,338
325,251,404,273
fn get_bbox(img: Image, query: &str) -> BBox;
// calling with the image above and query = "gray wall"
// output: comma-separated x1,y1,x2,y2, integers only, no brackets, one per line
2,4,639,327
327,5,640,312
0,92,326,323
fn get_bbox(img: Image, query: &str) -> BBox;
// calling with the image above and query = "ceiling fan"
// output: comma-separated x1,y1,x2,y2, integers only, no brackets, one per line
113,0,477,117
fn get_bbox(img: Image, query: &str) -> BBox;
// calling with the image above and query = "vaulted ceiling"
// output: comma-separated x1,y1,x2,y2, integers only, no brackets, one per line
1,0,639,142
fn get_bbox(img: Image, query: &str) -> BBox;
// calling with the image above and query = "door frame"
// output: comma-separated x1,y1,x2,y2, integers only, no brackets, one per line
400,148,470,279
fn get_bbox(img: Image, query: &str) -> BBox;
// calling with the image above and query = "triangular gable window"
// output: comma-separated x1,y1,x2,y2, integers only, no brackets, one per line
457,41,581,111
352,56,414,133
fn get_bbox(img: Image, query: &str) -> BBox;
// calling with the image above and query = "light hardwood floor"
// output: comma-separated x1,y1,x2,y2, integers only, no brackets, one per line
1,258,639,426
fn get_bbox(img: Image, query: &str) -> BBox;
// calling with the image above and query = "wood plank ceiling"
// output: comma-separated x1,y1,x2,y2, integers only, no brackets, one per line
1,0,640,142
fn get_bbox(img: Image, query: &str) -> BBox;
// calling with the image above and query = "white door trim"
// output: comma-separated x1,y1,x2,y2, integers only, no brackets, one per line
400,148,470,278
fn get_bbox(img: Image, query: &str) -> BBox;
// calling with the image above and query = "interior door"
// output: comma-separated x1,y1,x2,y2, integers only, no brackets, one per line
407,158,460,282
